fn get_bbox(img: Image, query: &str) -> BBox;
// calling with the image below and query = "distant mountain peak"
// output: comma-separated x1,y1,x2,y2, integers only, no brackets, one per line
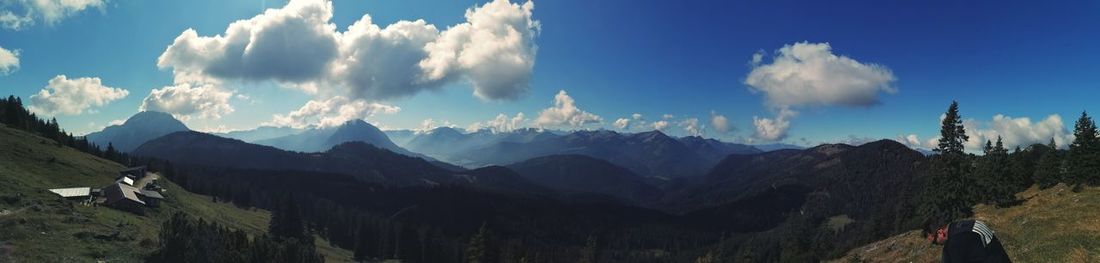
123,111,187,129
632,130,672,142
856,139,919,153
429,126,464,135
84,111,190,152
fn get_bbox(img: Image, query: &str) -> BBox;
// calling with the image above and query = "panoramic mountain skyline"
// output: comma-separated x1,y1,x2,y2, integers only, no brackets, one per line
2,0,1099,151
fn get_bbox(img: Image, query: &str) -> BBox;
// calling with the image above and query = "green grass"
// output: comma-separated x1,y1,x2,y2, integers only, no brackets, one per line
0,126,352,262
830,184,1100,263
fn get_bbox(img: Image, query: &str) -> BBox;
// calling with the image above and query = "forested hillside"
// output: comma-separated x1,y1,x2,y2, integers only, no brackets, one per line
0,114,351,262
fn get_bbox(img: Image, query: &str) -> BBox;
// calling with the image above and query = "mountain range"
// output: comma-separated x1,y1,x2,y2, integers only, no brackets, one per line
131,131,546,194
395,127,763,178
26,107,950,262
250,119,420,156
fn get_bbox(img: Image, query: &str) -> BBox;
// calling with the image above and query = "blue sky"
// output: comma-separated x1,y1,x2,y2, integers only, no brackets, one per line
1,0,1098,150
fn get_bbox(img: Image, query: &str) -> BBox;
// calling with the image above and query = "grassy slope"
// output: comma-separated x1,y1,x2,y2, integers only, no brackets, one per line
0,126,352,262
831,184,1100,262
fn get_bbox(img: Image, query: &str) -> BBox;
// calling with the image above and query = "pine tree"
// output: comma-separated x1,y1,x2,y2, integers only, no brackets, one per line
466,223,490,263
1034,138,1063,189
1008,145,1033,191
270,194,309,242
105,142,118,161
918,101,975,221
1068,111,1100,188
985,136,1015,206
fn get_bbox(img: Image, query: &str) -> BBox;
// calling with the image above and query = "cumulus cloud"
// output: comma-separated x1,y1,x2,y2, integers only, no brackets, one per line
157,0,539,102
265,96,399,129
420,0,540,100
914,114,1073,152
613,118,630,130
679,118,703,136
897,134,922,148
0,0,104,30
745,42,896,141
334,17,442,99
652,120,669,131
746,42,896,107
752,107,796,141
966,114,1073,151
140,83,234,120
0,45,18,75
612,113,649,131
419,118,458,132
157,0,339,84
28,75,128,116
467,112,526,133
710,111,731,133
535,90,601,128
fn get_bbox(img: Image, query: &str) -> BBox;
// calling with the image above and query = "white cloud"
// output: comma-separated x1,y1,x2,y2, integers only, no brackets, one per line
966,114,1073,151
710,111,731,133
157,0,339,84
0,45,18,75
632,113,642,120
157,0,539,102
467,112,526,133
652,120,669,131
752,107,796,141
913,114,1073,152
0,0,104,30
334,17,442,99
140,83,234,120
420,0,540,100
746,42,896,108
744,42,896,141
419,118,457,132
897,134,922,148
833,135,879,146
28,75,128,116
107,118,125,126
662,114,674,120
266,96,399,129
613,118,629,130
535,90,601,128
679,118,703,136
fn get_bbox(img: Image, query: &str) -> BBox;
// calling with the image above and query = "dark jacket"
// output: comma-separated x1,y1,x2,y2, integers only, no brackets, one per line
942,220,1011,263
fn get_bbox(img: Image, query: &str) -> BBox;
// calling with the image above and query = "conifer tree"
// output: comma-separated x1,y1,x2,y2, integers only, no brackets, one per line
105,142,118,161
466,223,491,263
985,136,1015,206
1034,138,1063,189
1068,111,1100,188
918,101,975,221
270,194,309,242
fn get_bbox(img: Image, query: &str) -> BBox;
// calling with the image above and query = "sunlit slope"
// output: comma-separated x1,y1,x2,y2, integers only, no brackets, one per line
831,184,1100,262
0,125,352,262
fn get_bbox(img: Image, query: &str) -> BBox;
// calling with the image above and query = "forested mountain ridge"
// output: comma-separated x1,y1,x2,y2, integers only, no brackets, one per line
133,131,545,193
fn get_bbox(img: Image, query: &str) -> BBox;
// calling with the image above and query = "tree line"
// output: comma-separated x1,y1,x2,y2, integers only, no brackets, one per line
918,101,1100,222
142,160,720,262
146,212,323,263
0,95,131,165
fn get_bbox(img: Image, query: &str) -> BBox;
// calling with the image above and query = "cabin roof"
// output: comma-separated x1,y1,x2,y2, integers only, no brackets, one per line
47,187,91,198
